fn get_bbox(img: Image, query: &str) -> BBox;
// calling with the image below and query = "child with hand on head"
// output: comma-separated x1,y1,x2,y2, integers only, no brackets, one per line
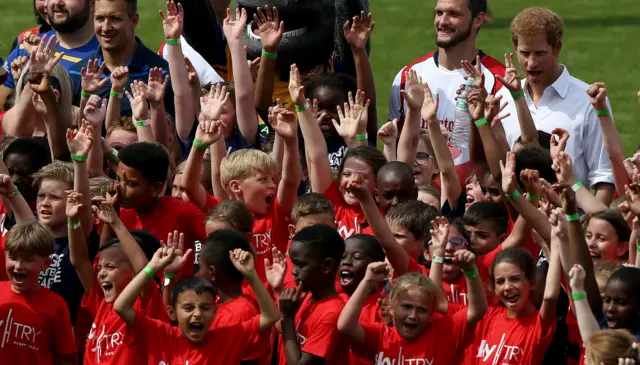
114,246,279,365
0,221,77,365
277,224,350,365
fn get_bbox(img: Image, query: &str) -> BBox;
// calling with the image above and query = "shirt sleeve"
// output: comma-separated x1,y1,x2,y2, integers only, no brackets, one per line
132,310,172,352
183,202,207,244
301,309,342,359
388,68,404,122
204,193,221,213
583,102,614,187
360,321,383,353
53,295,79,356
322,181,342,208
81,278,103,318
447,307,471,351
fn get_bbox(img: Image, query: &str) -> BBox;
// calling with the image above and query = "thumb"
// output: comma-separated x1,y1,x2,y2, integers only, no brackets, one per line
331,119,340,130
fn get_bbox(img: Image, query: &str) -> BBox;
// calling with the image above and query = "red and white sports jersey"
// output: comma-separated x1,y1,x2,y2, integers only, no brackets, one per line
389,50,517,168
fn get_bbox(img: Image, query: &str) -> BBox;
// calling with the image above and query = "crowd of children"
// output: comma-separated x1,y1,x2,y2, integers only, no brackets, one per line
2,0,640,364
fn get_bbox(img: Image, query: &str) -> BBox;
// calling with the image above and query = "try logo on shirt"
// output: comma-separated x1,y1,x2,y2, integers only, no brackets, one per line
88,323,123,362
337,217,361,239
476,333,524,364
252,229,272,256
0,309,42,350
375,348,434,365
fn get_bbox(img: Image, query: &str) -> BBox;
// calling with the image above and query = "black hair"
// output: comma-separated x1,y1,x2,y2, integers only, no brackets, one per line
490,247,536,284
515,130,552,150
386,201,439,240
450,218,472,248
463,201,509,236
3,137,51,168
302,72,357,101
200,229,254,282
292,224,345,263
171,276,217,307
608,267,640,301
99,229,162,262
345,234,385,262
378,161,416,188
514,146,556,185
118,142,170,184
467,0,488,18
337,145,387,183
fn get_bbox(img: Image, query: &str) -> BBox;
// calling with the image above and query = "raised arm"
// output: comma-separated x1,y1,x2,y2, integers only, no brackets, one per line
377,120,398,161
396,69,424,166
253,5,284,116
269,102,300,214
332,90,370,149
455,249,488,325
125,81,154,142
82,96,107,178
553,151,606,213
210,137,228,200
428,217,454,314
568,264,601,344
541,208,564,322
67,120,95,237
0,175,33,222
223,8,259,145
106,66,128,131
66,191,94,292
80,59,110,125
344,11,377,144
145,67,170,149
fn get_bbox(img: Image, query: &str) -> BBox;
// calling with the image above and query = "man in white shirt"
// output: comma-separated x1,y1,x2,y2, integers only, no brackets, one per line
388,0,516,183
502,7,614,204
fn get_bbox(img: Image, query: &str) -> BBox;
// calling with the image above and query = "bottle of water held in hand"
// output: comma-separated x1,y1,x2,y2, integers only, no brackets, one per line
451,77,476,149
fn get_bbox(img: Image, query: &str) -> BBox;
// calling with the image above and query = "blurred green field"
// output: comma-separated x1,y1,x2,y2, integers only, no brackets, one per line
2,0,640,155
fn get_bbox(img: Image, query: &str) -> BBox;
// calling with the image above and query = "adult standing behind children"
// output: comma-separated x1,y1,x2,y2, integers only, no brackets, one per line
500,7,615,205
388,0,514,185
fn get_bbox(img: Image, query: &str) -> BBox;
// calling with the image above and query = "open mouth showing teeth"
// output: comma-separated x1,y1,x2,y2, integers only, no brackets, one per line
189,323,205,333
101,283,114,293
505,294,519,303
340,270,354,285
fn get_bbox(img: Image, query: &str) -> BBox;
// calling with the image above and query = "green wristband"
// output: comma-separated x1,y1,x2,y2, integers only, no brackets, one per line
505,190,521,200
110,89,123,99
71,154,88,162
165,38,180,45
525,193,540,201
595,109,610,117
636,245,640,253
261,49,277,60
474,118,488,127
566,212,581,222
193,139,208,151
6,186,19,199
135,119,150,127
511,90,525,100
107,149,119,164
164,272,177,279
295,103,308,112
462,267,479,278
572,292,587,301
81,90,92,99
143,266,156,278
67,219,81,230
356,133,368,141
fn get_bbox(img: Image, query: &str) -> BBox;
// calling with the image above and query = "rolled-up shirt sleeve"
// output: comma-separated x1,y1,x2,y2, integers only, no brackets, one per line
584,100,614,187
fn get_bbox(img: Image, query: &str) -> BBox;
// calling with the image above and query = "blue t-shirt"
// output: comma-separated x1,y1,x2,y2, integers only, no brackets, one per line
38,229,100,324
3,30,99,89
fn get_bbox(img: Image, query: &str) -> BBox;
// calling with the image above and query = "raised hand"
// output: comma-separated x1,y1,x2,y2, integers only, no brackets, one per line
66,190,83,221
364,262,389,283
484,94,509,123
343,11,375,50
586,82,608,111
556,183,578,214
624,183,640,217
346,173,370,201
149,246,178,271
467,74,486,120
29,33,63,76
223,7,247,42
268,99,298,142
125,80,150,122
195,116,225,147
91,201,119,225
568,264,586,292
106,181,123,209
461,55,483,81
200,83,229,121
429,216,450,250
81,59,109,95
254,5,284,53
22,32,41,56
519,169,542,198
377,119,398,146
265,247,287,291
332,90,369,140
452,249,477,271
279,286,307,319
400,69,424,111
229,248,255,277
499,151,517,195
421,81,439,123
550,128,569,160
83,94,108,126
67,119,94,157
288,64,306,106
110,66,129,93
184,57,199,87
10,56,28,82
159,0,184,40
548,207,568,240
0,175,17,196
28,71,52,96
495,53,522,92
162,231,193,274
146,67,169,104
552,151,575,185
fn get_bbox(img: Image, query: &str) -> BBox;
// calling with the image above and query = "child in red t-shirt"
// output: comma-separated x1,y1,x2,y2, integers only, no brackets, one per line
114,142,207,277
0,220,77,365
114,245,280,365
67,197,169,365
277,224,350,364
337,250,488,365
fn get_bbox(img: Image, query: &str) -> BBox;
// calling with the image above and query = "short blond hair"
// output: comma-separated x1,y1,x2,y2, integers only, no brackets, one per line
586,329,639,365
510,7,563,47
33,160,74,189
220,149,277,189
106,116,136,138
5,220,54,257
390,273,437,311
90,176,112,198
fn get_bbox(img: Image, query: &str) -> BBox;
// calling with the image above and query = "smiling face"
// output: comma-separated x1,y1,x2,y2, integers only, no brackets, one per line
173,290,216,342
339,158,376,206
433,0,476,49
585,218,624,265
47,0,91,34
37,179,71,233
96,245,134,303
233,172,277,216
515,34,561,87
339,237,376,296
413,139,438,187
493,261,532,313
94,0,138,52
5,251,51,293
390,288,433,339
603,278,639,330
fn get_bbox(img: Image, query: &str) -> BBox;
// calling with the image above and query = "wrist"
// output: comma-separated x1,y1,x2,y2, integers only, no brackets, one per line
71,154,89,162
6,186,19,199
165,37,181,46
146,261,163,274
504,189,520,200
110,87,124,95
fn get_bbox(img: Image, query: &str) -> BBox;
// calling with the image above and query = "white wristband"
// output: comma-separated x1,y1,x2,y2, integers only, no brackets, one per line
432,255,444,264
135,119,151,127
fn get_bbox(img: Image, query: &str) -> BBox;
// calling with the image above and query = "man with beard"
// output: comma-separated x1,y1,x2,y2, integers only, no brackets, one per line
0,0,98,110
69,0,174,121
388,0,514,187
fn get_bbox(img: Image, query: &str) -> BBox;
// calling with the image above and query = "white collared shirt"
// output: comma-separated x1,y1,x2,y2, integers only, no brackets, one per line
502,65,613,188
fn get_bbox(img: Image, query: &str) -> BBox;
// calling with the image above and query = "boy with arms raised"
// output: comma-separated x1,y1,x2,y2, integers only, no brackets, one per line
0,220,77,365
114,246,280,365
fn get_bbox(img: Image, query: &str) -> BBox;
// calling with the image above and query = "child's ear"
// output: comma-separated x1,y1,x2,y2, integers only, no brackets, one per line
288,224,296,239
323,258,336,275
499,233,508,243
617,242,629,258
151,181,165,198
422,247,431,262
166,305,177,322
210,266,217,284
228,180,242,198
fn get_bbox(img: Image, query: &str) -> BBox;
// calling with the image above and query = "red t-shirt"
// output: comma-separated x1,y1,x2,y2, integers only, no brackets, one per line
342,292,384,365
82,280,169,365
465,307,556,365
0,282,77,364
204,193,221,213
324,181,367,239
120,196,206,277
277,294,350,364
251,197,290,284
212,295,269,363
132,312,263,365
362,307,471,364
0,202,10,282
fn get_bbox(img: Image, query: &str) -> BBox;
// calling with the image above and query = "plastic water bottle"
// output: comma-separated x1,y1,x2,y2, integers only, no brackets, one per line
450,77,475,149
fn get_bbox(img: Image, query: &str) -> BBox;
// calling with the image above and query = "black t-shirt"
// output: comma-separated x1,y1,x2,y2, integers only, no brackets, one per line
38,229,100,324
326,136,348,173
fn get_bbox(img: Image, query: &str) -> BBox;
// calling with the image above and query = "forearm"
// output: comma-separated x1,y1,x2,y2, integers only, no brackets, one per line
68,222,94,292
282,317,302,364
183,145,208,211
229,41,259,145
150,101,169,148
114,264,155,325
514,98,538,146
254,55,276,115
73,161,93,237
270,134,285,179
135,122,155,143
573,298,600,344
246,271,279,329
167,43,196,141
210,140,229,200
337,279,370,342
574,185,607,213
352,48,377,144
396,107,420,166
382,140,397,162
299,109,332,193
428,119,461,205
3,88,38,136
278,137,300,212
111,220,149,273
429,248,449,314
597,116,629,196
105,97,121,131
594,183,615,208
501,215,532,249
42,93,68,159
511,195,551,242
469,119,486,166
477,124,505,181
567,211,600,310
630,228,638,267
87,125,105,178
540,249,560,321
465,266,488,325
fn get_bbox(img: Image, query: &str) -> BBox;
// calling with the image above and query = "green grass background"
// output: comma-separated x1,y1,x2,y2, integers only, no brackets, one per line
2,0,640,155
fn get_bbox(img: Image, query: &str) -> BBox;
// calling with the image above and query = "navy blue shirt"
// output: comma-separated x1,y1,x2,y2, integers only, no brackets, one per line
69,37,175,131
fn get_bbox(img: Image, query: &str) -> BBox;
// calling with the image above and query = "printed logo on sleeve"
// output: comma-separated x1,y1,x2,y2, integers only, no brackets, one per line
0,309,42,350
